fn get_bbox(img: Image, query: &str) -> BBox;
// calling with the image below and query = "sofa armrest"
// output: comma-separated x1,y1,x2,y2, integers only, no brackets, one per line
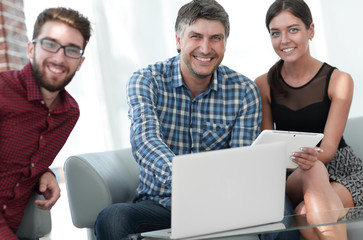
64,148,139,228
344,116,363,159
16,192,51,239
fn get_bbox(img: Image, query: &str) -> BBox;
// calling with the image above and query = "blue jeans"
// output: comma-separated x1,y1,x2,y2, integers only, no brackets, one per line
94,196,299,240
94,200,171,240
259,195,300,240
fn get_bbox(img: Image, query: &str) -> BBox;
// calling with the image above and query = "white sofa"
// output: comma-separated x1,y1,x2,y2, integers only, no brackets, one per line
64,116,363,240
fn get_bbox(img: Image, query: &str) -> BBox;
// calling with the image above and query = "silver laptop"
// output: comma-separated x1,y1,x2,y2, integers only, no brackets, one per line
142,142,287,239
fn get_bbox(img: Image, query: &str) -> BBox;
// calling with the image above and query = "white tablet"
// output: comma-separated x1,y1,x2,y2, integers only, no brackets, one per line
252,130,324,168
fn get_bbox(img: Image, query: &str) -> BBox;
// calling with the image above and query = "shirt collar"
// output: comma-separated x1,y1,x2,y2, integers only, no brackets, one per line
209,71,219,92
21,62,73,112
172,55,219,93
21,63,43,102
172,55,184,88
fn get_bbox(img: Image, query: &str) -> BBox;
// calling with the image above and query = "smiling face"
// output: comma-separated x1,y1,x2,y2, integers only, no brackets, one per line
27,21,85,93
176,18,226,82
269,10,314,63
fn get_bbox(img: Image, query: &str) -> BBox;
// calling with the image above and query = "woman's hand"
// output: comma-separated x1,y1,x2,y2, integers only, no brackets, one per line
291,147,324,170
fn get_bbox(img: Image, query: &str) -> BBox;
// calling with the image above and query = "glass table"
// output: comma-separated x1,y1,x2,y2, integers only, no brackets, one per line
141,206,363,239
197,206,363,239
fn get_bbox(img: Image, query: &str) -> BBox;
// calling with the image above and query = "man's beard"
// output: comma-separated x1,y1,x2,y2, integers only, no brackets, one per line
32,59,76,92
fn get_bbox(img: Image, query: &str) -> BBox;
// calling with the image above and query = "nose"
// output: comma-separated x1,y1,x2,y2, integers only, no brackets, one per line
281,32,290,44
51,47,67,63
199,38,211,54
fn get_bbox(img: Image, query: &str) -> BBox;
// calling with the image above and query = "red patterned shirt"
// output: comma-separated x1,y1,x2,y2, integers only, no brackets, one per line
0,63,79,238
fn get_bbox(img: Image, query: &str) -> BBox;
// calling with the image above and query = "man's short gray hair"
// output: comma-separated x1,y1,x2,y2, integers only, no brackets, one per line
175,0,230,39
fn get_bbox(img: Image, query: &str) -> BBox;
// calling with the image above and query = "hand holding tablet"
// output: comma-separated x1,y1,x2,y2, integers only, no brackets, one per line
252,130,324,169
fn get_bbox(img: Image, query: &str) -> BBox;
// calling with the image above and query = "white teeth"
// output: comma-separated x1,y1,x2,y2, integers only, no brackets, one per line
282,48,294,53
49,66,62,74
196,57,212,62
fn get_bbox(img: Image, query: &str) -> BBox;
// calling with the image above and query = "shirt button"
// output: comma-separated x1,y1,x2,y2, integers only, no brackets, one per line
48,113,51,117
16,183,20,187
41,100,45,105
31,163,35,168
3,204,6,210
40,136,43,140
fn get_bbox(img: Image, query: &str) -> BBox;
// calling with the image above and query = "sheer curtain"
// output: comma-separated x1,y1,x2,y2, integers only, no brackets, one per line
23,0,363,169
89,0,185,151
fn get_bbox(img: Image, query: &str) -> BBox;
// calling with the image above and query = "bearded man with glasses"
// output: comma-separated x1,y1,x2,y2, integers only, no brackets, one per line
0,7,91,239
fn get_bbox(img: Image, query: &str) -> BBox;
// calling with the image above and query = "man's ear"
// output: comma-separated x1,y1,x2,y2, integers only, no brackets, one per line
76,56,85,71
175,33,181,52
27,41,35,59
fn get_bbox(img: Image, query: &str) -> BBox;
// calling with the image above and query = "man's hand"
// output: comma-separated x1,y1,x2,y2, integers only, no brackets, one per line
34,172,61,210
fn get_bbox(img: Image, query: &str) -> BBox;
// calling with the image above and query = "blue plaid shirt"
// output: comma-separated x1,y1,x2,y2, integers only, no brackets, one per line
127,55,261,207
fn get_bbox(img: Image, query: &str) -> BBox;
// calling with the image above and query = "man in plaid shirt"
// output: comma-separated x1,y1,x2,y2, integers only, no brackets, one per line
95,1,263,239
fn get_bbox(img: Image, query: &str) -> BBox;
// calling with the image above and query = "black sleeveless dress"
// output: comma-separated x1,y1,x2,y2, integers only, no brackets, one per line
271,63,363,206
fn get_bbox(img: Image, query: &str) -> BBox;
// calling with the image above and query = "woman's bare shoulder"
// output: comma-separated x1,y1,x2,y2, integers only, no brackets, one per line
255,73,268,84
329,68,354,100
331,68,353,82
254,73,269,91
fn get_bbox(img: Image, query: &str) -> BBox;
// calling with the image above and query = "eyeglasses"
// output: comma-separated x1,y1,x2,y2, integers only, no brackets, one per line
32,38,84,59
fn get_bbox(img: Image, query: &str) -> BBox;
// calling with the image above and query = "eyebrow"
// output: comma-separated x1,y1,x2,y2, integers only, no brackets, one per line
188,31,201,36
211,33,225,39
187,31,224,38
270,23,301,31
287,23,301,28
45,37,82,49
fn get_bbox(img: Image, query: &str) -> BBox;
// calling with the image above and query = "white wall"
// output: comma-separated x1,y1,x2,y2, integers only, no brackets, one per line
315,1,363,118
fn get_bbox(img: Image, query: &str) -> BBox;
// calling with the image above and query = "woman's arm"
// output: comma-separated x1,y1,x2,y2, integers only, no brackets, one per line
291,69,354,168
318,69,354,164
